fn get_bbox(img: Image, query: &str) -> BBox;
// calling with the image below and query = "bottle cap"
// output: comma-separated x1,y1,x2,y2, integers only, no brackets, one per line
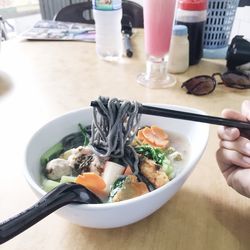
172,25,188,36
178,0,208,11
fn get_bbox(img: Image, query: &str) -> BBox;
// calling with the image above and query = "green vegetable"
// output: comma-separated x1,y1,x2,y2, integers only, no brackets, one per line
78,123,89,146
108,176,126,202
42,178,60,192
40,124,90,167
135,145,166,165
60,175,77,183
162,159,173,176
40,143,64,167
135,145,175,178
59,149,74,160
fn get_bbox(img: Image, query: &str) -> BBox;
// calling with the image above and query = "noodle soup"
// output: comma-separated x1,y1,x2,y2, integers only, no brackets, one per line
40,97,193,203
40,123,190,203
24,101,209,228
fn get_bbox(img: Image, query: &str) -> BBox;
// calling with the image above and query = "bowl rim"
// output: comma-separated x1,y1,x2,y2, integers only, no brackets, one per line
23,103,210,209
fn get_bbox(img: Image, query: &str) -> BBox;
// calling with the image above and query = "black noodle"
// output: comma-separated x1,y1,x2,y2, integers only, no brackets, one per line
90,96,142,175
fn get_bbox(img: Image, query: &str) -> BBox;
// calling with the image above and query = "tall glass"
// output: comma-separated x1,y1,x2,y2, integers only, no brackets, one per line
137,0,177,88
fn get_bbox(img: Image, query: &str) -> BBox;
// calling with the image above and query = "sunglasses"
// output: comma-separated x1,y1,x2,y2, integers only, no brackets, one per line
181,70,250,96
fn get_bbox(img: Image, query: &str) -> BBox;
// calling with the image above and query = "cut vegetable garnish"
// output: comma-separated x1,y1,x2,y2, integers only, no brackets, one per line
76,173,106,195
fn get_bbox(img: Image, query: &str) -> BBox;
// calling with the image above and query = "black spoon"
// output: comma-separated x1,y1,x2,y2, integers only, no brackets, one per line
0,182,102,245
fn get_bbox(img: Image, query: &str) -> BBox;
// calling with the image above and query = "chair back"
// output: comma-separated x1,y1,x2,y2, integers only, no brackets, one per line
54,1,143,28
122,0,143,28
54,2,94,24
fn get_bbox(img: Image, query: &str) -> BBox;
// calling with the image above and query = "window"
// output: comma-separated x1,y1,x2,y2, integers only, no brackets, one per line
0,0,40,19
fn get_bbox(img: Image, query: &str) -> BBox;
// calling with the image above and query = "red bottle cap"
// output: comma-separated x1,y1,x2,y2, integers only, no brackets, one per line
178,0,208,11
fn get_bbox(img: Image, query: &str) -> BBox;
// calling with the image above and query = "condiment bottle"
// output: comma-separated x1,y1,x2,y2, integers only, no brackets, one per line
175,0,208,65
92,0,123,61
167,25,189,74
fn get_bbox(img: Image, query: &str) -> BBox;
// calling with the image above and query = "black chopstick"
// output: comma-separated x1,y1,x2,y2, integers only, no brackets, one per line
140,105,250,129
140,105,250,138
90,102,250,136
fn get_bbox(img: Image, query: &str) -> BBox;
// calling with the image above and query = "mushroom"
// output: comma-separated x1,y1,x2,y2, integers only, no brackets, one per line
68,146,105,175
45,158,72,180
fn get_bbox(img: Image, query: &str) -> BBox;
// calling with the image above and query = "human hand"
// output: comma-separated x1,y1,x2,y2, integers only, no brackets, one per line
216,100,250,198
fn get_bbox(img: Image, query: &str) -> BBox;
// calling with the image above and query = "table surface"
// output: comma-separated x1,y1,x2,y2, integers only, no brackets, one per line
0,30,249,250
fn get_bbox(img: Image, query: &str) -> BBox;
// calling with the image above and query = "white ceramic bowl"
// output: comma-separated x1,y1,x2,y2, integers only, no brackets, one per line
24,104,209,228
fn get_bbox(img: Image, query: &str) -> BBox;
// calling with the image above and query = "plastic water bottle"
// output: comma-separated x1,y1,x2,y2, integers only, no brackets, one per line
92,0,123,61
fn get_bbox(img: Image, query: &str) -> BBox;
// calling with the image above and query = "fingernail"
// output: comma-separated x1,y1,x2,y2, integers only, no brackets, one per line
243,156,250,164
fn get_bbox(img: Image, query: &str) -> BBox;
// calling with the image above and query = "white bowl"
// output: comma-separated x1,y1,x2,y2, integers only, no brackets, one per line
24,104,209,228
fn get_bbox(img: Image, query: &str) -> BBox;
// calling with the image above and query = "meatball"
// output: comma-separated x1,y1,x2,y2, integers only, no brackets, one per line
68,146,105,175
45,158,72,180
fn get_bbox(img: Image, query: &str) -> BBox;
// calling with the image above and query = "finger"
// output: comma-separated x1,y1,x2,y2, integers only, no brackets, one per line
217,108,247,141
226,168,250,198
220,137,250,156
241,100,250,121
217,126,240,141
222,108,247,122
216,148,234,179
216,148,250,174
222,108,247,121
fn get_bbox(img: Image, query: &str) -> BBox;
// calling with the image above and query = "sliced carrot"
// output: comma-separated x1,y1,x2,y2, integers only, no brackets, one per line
142,127,162,147
142,137,157,147
142,127,156,144
153,137,169,148
76,173,106,195
142,127,153,139
137,129,155,146
137,129,146,141
136,126,169,148
151,125,168,140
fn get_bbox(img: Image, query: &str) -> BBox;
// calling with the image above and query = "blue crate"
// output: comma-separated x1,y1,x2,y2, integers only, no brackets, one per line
203,0,239,58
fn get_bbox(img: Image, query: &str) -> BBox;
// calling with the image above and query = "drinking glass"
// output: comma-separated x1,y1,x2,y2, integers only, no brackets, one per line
137,0,177,88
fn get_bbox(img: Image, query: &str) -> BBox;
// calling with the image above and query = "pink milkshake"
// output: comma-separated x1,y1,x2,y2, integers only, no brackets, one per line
137,0,177,88
144,0,176,58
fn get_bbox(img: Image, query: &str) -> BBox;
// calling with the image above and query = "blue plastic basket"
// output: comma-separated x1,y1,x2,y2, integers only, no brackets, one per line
203,0,239,58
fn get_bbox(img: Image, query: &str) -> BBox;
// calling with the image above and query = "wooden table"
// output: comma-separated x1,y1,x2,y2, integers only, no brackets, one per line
0,30,249,250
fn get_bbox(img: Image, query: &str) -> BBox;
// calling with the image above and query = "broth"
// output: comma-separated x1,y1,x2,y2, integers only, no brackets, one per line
166,131,191,176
